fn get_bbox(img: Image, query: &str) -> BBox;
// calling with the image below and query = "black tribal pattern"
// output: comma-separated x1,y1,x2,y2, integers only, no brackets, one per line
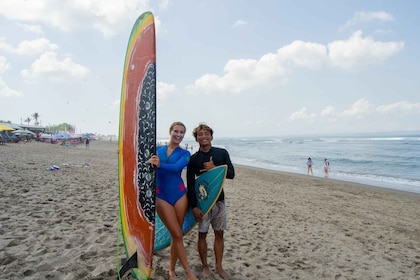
137,63,156,224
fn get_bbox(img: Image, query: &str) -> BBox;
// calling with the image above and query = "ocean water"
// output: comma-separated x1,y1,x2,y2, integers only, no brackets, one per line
180,133,420,194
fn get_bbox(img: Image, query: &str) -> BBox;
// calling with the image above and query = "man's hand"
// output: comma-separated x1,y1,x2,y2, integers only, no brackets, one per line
192,207,204,223
200,156,215,172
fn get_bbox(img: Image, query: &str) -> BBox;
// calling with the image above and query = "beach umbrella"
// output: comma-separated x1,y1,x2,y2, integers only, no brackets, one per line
54,132,72,140
11,129,35,135
0,124,14,131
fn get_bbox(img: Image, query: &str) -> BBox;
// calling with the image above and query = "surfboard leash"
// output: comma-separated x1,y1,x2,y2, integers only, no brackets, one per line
116,207,122,279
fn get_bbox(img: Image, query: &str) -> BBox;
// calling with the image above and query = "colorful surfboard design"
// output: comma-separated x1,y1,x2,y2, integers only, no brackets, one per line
155,165,228,251
118,11,156,280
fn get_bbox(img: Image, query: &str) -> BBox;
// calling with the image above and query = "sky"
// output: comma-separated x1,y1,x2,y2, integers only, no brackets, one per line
0,0,419,138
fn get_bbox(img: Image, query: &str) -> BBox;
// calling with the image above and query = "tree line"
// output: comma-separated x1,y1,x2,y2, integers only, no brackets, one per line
1,113,75,133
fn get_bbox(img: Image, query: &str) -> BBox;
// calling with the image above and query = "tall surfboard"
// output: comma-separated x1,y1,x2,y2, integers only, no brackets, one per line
155,165,228,251
118,11,156,280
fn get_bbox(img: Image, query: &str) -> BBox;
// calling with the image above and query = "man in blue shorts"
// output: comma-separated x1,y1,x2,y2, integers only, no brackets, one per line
187,123,235,279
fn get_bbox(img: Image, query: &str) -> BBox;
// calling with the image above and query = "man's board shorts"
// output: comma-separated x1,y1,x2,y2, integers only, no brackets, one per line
198,201,227,233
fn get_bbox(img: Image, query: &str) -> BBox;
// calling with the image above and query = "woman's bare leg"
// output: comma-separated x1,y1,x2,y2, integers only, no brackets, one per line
157,196,197,280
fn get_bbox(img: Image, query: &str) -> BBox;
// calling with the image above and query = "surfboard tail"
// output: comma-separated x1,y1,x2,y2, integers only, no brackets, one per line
118,252,137,279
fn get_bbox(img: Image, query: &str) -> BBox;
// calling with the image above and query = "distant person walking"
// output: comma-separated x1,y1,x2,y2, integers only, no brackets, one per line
306,157,313,175
323,158,330,178
85,138,90,149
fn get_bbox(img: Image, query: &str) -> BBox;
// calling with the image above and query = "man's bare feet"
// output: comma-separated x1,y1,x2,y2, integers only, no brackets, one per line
216,267,230,279
201,265,211,277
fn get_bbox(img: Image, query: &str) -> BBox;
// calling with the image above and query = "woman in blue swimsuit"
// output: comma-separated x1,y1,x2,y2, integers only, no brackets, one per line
149,122,197,280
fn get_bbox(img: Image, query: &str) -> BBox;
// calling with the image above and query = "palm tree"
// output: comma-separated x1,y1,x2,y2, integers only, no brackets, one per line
24,117,31,125
32,113,41,126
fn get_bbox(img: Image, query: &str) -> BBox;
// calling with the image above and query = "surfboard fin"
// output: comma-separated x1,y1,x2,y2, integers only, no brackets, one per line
118,252,138,279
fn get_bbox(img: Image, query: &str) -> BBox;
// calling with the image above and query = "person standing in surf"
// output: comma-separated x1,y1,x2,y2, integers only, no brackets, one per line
306,157,313,175
187,123,235,279
149,122,198,280
324,158,330,178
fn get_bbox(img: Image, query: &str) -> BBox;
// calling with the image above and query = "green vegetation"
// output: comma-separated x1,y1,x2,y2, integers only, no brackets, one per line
46,123,75,133
3,113,75,133
32,113,41,126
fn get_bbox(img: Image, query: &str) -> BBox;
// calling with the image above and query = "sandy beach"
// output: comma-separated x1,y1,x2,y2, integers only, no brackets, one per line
0,140,419,279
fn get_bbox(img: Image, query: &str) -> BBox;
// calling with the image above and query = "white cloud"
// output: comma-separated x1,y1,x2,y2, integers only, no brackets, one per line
187,32,403,95
376,101,420,114
342,11,394,29
186,41,325,95
158,0,170,9
0,56,10,74
285,99,420,128
320,106,337,119
21,51,89,82
0,79,23,97
157,81,176,100
328,31,404,70
0,0,151,38
154,16,164,35
286,107,317,121
18,23,44,34
233,20,247,28
0,38,59,55
278,40,326,69
0,38,13,53
341,98,374,118
0,56,22,97
112,99,120,111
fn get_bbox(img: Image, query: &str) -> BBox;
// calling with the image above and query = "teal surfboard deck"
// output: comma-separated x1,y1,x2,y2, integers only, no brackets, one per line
154,165,227,252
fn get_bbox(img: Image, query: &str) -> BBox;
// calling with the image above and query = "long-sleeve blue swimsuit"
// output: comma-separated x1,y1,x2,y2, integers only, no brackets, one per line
156,145,190,206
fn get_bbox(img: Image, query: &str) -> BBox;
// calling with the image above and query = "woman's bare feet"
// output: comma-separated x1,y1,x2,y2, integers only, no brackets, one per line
185,269,198,280
169,270,176,280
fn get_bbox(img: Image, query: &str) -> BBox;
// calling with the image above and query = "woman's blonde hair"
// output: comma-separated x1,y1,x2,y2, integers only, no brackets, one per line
169,121,186,133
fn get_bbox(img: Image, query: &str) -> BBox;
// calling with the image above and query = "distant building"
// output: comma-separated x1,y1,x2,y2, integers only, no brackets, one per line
8,123,46,133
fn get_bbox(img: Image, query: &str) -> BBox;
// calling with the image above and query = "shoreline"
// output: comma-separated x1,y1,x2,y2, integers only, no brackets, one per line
235,163,420,197
0,141,419,279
